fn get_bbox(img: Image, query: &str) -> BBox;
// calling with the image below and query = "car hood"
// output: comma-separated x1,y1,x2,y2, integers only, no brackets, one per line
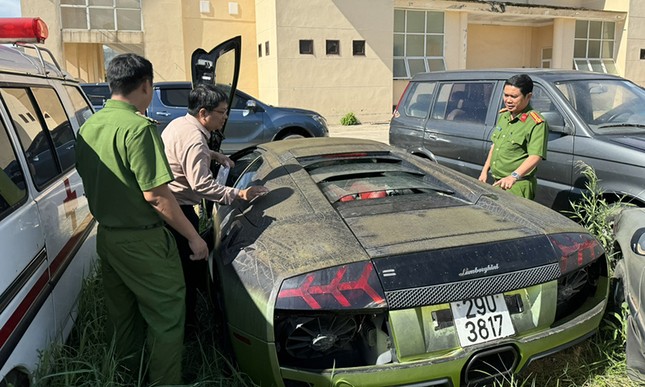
240,186,581,289
269,106,319,116
602,133,645,152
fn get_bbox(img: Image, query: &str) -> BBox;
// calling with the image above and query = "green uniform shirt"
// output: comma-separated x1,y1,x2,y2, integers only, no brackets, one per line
76,99,173,228
490,105,548,180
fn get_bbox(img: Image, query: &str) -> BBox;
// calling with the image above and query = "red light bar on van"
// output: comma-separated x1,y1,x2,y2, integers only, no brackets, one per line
0,18,49,44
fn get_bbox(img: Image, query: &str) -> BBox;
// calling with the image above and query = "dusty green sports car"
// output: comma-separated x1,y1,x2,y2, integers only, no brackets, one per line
210,137,608,387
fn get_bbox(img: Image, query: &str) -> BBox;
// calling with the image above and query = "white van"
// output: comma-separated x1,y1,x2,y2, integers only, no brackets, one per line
0,18,97,385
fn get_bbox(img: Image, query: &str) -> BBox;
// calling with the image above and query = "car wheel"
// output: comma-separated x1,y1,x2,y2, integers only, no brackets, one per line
280,133,305,140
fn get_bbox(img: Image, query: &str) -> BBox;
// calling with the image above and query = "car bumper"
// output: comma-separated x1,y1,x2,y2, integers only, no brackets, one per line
230,282,607,387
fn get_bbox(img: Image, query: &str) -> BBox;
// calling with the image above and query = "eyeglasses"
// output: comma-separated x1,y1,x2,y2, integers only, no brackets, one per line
211,109,228,115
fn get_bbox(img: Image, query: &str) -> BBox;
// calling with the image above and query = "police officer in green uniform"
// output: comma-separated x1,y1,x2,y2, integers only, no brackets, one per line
75,53,208,385
479,74,548,200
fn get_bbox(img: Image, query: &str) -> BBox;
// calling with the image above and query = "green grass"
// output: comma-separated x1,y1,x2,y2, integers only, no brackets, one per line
34,266,255,386
35,164,639,386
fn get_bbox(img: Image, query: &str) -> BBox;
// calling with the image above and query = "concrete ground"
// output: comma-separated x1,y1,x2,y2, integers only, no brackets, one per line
327,121,391,145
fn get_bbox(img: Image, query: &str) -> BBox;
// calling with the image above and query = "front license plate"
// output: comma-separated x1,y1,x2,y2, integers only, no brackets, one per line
450,294,515,347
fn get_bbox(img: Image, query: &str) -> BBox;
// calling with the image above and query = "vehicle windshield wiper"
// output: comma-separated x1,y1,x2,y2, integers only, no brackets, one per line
596,123,645,129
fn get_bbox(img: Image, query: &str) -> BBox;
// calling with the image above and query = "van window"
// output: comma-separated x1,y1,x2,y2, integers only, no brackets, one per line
0,87,71,189
0,121,27,218
432,82,494,124
65,85,93,127
402,82,436,118
160,88,190,108
32,88,76,172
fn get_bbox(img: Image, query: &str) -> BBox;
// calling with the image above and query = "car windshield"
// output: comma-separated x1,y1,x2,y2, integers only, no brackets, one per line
555,79,645,134
300,152,454,203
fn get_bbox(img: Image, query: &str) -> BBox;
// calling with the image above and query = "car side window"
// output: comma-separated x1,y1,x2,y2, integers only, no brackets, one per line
233,155,264,190
432,82,494,124
531,85,567,134
65,85,93,127
1,87,70,189
0,120,27,220
402,82,435,118
160,88,191,108
231,93,248,110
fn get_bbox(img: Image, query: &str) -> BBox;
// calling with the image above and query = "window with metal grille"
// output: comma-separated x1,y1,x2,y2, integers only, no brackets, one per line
394,9,445,79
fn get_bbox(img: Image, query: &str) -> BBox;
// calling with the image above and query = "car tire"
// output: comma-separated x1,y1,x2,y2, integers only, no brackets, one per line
280,133,305,140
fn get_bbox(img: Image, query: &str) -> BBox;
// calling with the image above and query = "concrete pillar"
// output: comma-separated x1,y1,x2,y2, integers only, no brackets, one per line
552,18,575,69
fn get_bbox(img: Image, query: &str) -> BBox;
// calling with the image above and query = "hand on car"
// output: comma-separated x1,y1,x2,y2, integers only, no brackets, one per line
188,235,209,261
210,150,235,168
493,176,516,190
240,186,270,201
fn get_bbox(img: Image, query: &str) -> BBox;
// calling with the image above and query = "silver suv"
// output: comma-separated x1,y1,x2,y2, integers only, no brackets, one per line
390,69,645,210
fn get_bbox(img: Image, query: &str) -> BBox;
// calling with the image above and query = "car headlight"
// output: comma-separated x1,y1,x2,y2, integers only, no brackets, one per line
632,228,645,255
312,114,328,129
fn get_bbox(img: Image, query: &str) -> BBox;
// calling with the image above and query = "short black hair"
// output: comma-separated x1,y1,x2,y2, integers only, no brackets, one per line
106,53,153,96
188,83,228,116
505,74,534,96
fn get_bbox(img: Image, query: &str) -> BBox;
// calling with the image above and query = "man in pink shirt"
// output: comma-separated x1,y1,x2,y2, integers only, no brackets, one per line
161,83,268,331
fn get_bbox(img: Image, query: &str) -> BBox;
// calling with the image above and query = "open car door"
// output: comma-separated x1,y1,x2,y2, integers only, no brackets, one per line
191,36,241,152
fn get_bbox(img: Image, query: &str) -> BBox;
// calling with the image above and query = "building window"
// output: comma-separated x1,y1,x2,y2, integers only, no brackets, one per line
60,0,142,31
394,9,445,79
265,41,270,56
353,40,365,56
541,47,552,69
258,44,262,57
573,20,617,74
326,40,340,55
300,40,314,55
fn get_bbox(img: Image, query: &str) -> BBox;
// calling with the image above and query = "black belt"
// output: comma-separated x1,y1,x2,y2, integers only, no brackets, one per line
100,222,164,231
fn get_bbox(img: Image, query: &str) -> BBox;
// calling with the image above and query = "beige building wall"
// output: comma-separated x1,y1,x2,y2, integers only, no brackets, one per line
256,0,279,103
467,25,533,69
64,43,105,82
270,0,394,123
624,0,645,85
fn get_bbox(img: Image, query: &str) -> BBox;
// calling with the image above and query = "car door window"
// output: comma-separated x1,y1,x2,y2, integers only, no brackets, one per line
531,85,567,134
402,82,435,118
432,82,494,124
230,93,248,110
0,120,27,219
65,85,93,127
160,88,190,108
232,155,264,190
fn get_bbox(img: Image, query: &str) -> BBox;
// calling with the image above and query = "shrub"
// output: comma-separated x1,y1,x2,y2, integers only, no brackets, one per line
340,112,360,126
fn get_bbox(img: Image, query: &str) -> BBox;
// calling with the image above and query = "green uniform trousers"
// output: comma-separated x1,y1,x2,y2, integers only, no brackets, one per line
97,225,186,385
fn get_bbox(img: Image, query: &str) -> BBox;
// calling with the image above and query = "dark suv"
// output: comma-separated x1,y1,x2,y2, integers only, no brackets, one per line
81,81,329,154
390,69,645,210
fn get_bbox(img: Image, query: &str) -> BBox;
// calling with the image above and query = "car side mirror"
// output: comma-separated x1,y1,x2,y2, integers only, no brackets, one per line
245,100,257,113
542,111,572,135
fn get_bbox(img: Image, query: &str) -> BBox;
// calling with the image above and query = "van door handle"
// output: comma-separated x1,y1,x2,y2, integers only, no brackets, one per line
155,112,171,117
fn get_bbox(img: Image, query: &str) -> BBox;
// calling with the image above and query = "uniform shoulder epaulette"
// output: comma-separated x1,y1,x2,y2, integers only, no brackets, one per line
499,107,508,113
529,111,544,124
136,111,160,125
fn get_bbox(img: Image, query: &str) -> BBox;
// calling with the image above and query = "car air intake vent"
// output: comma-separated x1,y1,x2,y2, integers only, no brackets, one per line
385,263,560,310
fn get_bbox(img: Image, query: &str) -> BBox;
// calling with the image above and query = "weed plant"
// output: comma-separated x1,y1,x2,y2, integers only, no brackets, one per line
35,264,255,386
340,112,360,126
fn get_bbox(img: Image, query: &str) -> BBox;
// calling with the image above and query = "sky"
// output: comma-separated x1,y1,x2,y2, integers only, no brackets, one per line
0,0,21,17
